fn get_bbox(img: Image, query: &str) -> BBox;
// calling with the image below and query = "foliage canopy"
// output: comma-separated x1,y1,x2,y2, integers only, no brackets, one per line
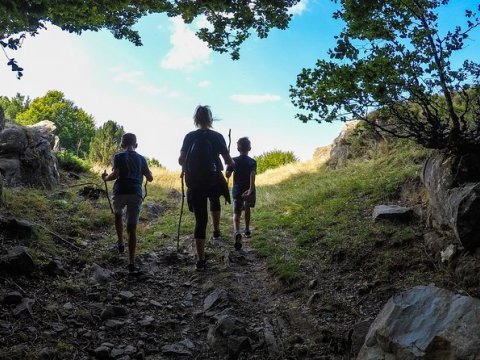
88,120,124,166
290,0,480,154
16,90,95,157
0,93,30,121
1,0,299,78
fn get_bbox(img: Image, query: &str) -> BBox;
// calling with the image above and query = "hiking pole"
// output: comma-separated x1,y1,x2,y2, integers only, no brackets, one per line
102,170,114,214
177,171,185,253
226,128,232,203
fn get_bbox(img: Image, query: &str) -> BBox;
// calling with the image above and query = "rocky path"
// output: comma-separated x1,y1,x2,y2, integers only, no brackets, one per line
0,231,341,360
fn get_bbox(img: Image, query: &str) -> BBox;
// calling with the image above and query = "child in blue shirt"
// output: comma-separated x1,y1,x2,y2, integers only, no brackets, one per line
102,133,153,273
225,137,256,250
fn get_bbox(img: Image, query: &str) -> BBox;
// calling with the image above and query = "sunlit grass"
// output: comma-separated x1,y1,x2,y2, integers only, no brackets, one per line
1,138,432,284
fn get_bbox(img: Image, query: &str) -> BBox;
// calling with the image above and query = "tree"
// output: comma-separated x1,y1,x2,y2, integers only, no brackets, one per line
88,120,124,165
16,90,95,157
255,149,298,173
0,93,30,121
145,157,163,168
1,0,299,78
290,0,480,155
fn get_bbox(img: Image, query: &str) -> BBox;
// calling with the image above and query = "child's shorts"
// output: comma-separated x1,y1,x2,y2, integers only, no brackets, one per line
112,194,143,225
233,191,256,214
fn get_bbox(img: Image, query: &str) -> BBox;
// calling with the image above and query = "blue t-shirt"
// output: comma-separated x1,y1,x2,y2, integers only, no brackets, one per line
180,129,228,171
112,150,149,196
227,154,257,198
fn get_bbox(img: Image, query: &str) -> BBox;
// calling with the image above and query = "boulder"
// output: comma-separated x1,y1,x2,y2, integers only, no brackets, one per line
0,246,35,275
372,205,413,222
0,216,35,239
88,263,113,284
203,288,229,314
422,151,480,250
358,285,480,359
0,122,59,188
207,315,249,359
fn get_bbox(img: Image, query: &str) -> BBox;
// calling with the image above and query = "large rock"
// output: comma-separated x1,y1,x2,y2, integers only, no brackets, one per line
0,122,59,188
0,246,35,275
0,216,35,239
372,205,413,222
327,121,361,169
422,151,480,250
358,285,480,359
207,315,250,359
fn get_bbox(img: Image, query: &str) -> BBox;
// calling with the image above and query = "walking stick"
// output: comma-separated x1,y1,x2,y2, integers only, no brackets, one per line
177,172,185,252
103,170,114,214
226,129,232,202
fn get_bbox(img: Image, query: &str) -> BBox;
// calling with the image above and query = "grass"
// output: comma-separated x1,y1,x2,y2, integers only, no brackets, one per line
0,139,432,285
251,139,430,282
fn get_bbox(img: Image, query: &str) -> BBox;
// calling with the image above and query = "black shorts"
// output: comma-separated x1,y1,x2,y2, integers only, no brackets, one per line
187,187,221,239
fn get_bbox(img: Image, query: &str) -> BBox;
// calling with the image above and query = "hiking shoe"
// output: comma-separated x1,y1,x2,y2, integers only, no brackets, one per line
128,263,141,273
196,259,206,271
234,232,242,250
117,243,125,254
211,230,221,241
244,230,252,238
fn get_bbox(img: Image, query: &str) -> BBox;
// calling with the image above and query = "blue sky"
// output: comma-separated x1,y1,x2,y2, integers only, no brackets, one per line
0,0,478,169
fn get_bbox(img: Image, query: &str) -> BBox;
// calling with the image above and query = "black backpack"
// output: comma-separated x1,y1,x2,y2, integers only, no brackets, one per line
184,130,218,189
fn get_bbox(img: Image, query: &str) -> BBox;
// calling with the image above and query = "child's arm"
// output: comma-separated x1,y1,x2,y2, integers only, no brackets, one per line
102,168,119,181
143,160,154,182
242,170,256,197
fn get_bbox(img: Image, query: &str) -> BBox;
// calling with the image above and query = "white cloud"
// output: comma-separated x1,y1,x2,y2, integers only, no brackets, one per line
137,84,164,95
137,84,181,98
161,17,212,71
230,94,281,104
288,0,308,16
113,70,144,84
197,80,211,88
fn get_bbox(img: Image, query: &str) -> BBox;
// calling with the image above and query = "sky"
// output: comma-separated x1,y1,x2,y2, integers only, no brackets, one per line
0,0,478,170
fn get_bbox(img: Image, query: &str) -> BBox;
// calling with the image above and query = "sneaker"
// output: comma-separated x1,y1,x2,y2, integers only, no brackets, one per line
117,243,125,254
211,230,221,241
234,232,242,250
196,259,206,271
244,230,251,238
128,263,140,273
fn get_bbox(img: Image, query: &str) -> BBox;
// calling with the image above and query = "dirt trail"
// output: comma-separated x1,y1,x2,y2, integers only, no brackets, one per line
1,231,345,360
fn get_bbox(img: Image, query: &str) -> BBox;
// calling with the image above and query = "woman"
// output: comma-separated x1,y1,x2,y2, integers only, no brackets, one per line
179,105,234,270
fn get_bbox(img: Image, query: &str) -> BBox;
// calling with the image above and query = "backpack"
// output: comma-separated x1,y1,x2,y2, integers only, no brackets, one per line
184,130,218,189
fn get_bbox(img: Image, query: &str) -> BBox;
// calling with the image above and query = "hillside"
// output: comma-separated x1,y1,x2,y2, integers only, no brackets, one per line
0,129,469,359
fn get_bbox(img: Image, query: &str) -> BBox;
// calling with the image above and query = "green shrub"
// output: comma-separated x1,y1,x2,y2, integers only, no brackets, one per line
255,150,298,174
57,150,90,173
146,157,163,168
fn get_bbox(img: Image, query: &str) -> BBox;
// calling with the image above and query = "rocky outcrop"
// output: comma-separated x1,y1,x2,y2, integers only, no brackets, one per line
327,121,361,168
422,151,480,250
358,285,480,359
0,121,59,188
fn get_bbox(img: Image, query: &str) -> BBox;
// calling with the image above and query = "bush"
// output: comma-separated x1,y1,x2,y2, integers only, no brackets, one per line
146,157,163,168
56,150,90,173
255,150,298,174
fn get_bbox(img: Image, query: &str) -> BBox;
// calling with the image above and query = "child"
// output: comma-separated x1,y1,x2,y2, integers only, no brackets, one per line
225,137,256,250
102,133,153,273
